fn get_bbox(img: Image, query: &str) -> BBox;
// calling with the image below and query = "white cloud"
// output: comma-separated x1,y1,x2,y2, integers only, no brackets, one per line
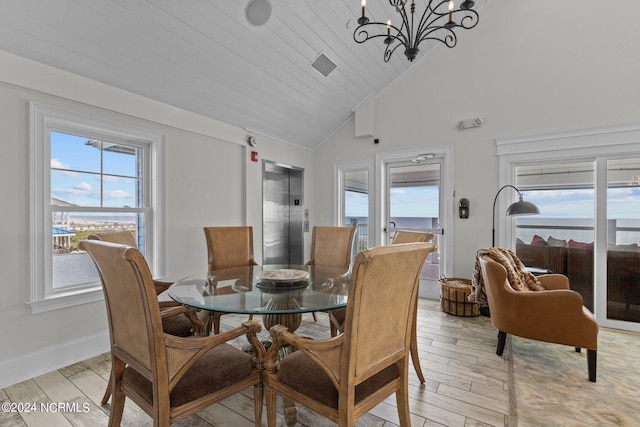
73,182,92,192
105,190,131,199
51,159,77,177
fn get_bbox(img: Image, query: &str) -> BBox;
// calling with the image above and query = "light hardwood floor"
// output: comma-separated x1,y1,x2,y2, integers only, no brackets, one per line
1,299,510,426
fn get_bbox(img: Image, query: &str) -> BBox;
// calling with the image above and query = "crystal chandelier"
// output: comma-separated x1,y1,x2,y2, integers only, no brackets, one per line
354,0,479,62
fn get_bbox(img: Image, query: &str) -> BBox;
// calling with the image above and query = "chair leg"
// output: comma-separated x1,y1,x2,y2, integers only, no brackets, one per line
312,311,317,322
213,312,222,335
109,360,126,427
587,349,597,382
410,311,425,383
410,340,425,384
265,387,278,427
253,382,263,427
395,371,411,427
100,375,112,404
496,331,507,356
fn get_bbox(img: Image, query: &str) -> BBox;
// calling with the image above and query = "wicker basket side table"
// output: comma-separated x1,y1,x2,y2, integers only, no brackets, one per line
439,277,479,317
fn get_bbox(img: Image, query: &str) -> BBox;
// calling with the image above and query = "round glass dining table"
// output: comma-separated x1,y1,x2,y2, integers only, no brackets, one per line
168,264,350,333
169,264,350,426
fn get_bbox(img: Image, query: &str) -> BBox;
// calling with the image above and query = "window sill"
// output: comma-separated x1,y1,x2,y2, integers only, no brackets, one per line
27,287,104,314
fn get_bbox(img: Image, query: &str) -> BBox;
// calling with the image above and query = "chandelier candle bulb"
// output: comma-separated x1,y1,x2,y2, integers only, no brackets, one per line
449,1,454,22
359,0,369,25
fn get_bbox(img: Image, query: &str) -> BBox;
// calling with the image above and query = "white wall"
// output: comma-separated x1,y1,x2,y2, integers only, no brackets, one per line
0,51,313,387
313,0,640,279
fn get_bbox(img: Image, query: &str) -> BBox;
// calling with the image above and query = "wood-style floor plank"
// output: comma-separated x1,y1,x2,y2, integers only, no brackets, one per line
1,299,511,426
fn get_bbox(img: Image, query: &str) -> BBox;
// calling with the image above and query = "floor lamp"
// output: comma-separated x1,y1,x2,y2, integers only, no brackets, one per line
492,185,540,247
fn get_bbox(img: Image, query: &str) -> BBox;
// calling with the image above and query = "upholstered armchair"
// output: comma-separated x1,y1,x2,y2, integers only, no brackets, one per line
79,239,265,426
479,254,599,382
203,226,259,334
265,242,432,427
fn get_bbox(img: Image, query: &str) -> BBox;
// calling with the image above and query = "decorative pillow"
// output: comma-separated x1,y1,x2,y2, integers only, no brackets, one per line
608,243,639,252
547,236,568,247
516,237,526,246
568,239,594,249
530,235,547,246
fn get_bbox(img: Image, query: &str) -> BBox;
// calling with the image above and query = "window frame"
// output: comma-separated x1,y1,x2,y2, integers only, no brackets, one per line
29,102,166,314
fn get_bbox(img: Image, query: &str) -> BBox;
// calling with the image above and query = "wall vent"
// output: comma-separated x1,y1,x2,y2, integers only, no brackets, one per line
310,53,337,77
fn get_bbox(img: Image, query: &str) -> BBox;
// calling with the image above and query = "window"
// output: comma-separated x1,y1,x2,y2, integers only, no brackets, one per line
497,124,640,333
514,161,596,312
29,103,166,313
335,161,374,261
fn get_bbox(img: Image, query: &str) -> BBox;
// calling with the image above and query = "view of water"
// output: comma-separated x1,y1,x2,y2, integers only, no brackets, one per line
346,216,437,230
347,216,640,247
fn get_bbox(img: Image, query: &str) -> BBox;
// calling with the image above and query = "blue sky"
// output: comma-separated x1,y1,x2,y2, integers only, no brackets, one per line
346,186,440,217
50,131,139,207
524,188,640,219
346,186,640,220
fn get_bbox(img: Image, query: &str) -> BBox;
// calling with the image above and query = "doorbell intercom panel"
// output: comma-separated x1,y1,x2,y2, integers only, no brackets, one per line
459,198,469,219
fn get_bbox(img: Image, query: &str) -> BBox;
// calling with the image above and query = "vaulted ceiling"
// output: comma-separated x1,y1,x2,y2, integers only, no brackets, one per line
0,0,489,150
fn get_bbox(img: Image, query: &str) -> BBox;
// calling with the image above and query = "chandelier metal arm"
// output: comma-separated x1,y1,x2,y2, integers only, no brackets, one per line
354,23,408,46
353,0,479,62
415,0,446,36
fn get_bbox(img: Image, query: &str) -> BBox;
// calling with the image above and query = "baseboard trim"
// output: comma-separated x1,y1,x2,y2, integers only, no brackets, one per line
0,331,110,389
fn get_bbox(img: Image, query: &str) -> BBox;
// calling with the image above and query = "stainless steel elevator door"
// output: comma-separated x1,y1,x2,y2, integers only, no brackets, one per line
262,161,304,265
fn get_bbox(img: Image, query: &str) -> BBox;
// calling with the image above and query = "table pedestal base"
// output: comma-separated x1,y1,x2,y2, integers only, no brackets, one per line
263,302,303,427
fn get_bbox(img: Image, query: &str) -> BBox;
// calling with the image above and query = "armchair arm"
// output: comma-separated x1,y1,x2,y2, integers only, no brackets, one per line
164,320,264,390
158,304,205,335
266,325,343,388
514,289,584,315
158,300,183,309
153,279,173,295
159,305,189,319
510,289,597,349
537,274,570,290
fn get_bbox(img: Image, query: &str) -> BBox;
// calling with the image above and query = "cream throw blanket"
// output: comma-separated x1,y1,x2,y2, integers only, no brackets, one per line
470,247,545,306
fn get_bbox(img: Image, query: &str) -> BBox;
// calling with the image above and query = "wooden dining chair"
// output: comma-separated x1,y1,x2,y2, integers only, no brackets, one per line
305,226,356,324
203,226,259,334
305,226,357,270
329,240,438,384
391,230,435,383
391,229,434,245
88,230,203,404
79,239,265,426
265,242,432,427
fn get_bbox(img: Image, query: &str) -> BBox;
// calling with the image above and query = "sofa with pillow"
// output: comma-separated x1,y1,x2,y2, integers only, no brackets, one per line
516,235,640,320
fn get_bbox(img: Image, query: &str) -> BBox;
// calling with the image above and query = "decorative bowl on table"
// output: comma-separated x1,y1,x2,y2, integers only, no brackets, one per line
255,269,310,291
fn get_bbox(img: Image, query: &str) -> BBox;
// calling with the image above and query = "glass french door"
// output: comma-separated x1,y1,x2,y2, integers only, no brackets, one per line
606,158,640,324
513,157,640,331
385,159,443,284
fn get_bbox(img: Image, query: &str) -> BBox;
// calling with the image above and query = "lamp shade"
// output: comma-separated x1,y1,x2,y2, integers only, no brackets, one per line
506,196,540,216
492,185,540,247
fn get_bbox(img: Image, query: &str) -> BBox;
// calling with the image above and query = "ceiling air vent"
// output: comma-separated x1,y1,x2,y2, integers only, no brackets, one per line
310,53,337,77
